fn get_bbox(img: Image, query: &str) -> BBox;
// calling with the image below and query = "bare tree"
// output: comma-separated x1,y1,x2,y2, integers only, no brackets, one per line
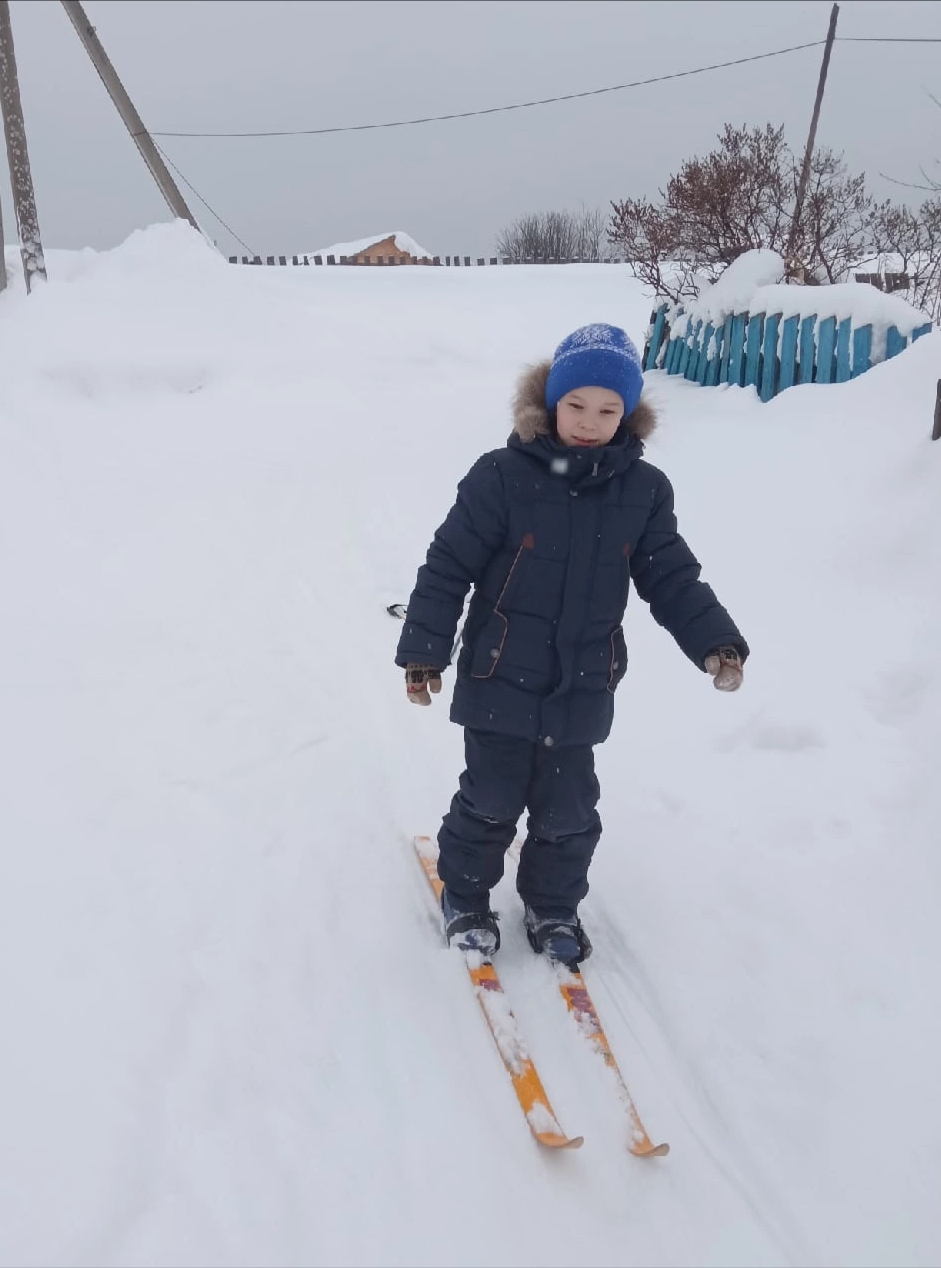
608,123,878,303
867,88,941,319
787,150,875,284
496,207,606,262
608,124,792,302
604,197,699,305
573,206,606,260
877,87,941,197
869,196,941,320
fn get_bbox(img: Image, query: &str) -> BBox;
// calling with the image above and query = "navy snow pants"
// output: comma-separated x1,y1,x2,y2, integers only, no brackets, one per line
437,729,602,918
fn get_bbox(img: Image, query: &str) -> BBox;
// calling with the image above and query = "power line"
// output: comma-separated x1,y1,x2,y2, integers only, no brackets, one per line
145,28,941,250
148,34,941,143
838,35,941,42
152,140,255,253
150,40,828,139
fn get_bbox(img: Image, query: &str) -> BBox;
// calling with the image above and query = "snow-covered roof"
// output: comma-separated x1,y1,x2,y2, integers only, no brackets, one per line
306,231,432,260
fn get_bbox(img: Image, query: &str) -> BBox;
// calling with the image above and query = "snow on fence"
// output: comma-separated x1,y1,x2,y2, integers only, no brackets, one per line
643,251,933,403
643,302,933,402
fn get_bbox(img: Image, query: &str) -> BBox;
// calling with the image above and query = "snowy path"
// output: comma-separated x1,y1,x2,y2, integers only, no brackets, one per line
1,229,938,1266
0,362,794,1267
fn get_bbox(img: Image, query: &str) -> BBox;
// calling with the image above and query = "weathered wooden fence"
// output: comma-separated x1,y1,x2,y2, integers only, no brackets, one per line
853,271,910,294
227,254,634,267
644,302,934,403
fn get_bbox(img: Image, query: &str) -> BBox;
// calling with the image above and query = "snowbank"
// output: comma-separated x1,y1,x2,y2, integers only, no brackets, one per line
683,248,786,325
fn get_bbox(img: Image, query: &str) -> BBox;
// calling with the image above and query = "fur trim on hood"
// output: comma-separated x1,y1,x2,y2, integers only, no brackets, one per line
512,360,656,443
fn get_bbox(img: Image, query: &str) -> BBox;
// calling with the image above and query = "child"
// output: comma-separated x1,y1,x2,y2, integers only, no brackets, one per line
396,323,748,969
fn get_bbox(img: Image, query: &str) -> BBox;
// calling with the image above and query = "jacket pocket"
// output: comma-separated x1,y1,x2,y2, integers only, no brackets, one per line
469,533,534,680
607,626,628,693
470,609,509,678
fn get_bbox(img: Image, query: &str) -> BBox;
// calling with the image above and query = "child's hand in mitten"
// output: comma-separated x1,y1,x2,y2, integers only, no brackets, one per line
405,664,443,706
704,646,744,692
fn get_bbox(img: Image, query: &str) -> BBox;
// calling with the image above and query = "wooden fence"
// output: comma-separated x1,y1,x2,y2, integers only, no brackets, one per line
227,254,633,267
643,302,933,403
853,271,909,293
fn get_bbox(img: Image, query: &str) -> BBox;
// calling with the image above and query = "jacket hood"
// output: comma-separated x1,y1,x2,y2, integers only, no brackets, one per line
512,360,657,443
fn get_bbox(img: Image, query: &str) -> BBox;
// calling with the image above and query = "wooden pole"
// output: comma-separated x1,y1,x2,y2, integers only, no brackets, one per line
0,0,47,293
0,186,7,294
932,380,941,442
59,0,200,231
785,2,840,275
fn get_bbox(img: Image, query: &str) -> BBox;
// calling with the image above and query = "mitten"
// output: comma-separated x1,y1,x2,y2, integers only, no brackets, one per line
405,663,443,706
704,646,744,692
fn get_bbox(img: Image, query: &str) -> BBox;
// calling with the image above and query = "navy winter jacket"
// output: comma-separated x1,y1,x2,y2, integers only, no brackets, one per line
396,363,749,748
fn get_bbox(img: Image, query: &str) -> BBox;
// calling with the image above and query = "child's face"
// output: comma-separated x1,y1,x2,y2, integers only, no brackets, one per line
555,387,625,448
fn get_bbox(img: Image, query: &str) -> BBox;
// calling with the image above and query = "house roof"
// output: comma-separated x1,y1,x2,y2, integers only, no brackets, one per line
306,231,432,259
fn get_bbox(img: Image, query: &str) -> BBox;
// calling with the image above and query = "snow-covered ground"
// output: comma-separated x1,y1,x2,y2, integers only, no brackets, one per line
1,224,938,1268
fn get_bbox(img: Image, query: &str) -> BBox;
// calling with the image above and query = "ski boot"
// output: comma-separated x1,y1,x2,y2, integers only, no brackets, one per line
523,906,592,971
441,888,501,958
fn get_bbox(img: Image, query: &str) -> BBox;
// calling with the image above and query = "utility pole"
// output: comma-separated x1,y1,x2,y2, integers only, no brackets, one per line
59,0,200,231
785,2,840,276
0,186,7,294
0,0,47,293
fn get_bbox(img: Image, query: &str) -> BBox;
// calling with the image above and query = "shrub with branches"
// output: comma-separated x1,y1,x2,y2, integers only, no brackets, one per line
867,197,941,321
608,123,887,304
794,150,873,284
867,92,941,320
496,207,606,262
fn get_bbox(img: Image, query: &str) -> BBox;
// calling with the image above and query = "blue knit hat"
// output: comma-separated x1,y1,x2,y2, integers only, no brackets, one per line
544,323,644,417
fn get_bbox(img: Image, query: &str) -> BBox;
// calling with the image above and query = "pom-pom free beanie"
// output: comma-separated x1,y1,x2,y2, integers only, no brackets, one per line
544,323,644,417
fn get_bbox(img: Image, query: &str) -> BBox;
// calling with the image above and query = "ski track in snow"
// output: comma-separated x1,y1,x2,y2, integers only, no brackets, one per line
582,903,809,1264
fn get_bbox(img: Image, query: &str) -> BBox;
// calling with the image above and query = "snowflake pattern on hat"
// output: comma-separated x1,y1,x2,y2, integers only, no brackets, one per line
570,323,637,352
554,323,641,363
545,323,644,415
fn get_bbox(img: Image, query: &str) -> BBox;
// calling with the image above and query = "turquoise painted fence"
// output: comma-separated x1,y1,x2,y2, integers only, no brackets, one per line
644,303,933,402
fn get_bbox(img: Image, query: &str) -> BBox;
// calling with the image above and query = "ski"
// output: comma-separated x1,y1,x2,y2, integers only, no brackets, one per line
504,839,668,1156
554,966,670,1157
413,836,583,1151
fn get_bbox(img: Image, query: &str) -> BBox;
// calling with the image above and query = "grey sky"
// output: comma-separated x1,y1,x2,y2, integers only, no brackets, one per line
2,0,940,258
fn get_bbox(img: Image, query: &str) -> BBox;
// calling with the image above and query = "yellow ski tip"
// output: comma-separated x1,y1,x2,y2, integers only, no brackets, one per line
536,1131,584,1150
629,1138,670,1158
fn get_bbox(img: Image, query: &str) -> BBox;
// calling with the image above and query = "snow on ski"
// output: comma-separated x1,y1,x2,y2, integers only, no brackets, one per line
504,838,669,1157
554,967,670,1157
413,836,583,1152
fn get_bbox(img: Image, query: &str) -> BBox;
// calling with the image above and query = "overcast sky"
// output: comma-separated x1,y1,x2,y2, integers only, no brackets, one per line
1,0,940,258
